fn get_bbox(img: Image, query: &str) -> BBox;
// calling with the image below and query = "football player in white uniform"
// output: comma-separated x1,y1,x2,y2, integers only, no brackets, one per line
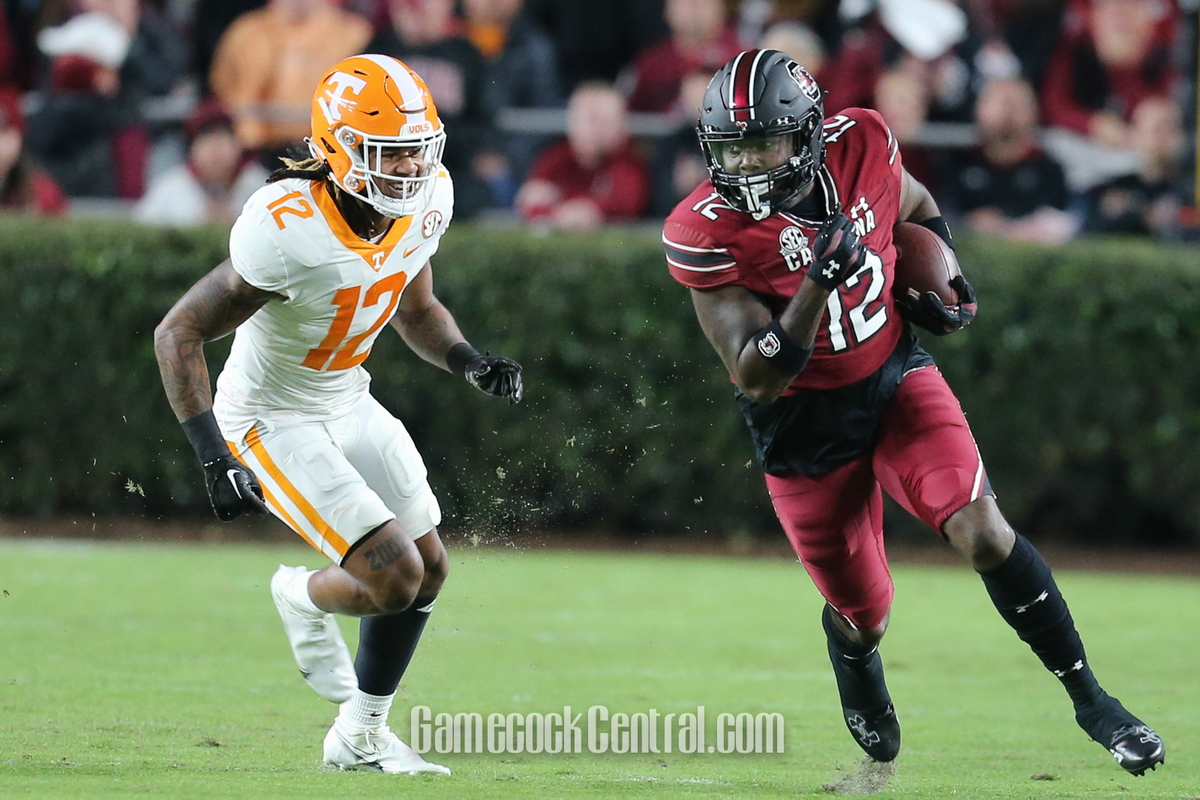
154,54,523,774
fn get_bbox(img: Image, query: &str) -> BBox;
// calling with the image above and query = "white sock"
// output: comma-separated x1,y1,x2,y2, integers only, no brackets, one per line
338,689,395,732
286,568,323,617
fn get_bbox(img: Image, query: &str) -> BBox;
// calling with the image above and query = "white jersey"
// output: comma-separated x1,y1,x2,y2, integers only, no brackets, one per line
214,172,454,438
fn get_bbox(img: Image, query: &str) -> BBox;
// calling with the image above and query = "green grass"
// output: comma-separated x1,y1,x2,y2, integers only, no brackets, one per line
0,539,1196,799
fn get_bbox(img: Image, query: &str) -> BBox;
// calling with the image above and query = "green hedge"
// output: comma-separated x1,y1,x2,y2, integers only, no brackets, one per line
4,216,1200,545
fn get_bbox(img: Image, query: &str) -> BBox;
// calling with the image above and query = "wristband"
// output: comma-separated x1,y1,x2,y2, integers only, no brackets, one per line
446,342,481,376
753,319,813,375
180,410,231,464
917,215,955,250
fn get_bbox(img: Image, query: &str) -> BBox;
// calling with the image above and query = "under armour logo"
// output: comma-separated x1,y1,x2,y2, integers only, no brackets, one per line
847,714,880,746
1136,726,1163,745
821,260,840,280
1015,591,1048,613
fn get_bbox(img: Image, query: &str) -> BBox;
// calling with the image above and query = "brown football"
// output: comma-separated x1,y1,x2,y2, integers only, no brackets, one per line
892,221,961,306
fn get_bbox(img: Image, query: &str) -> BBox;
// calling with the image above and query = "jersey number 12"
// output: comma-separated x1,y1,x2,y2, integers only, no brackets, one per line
825,250,887,351
303,272,408,371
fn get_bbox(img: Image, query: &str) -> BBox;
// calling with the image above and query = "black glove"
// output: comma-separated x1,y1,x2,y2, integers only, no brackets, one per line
808,213,868,291
180,410,270,522
202,454,270,521
465,353,524,403
447,342,523,403
897,275,978,335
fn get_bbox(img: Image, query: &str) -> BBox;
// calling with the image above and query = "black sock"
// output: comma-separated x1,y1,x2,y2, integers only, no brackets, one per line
822,605,891,711
354,595,437,697
979,534,1102,707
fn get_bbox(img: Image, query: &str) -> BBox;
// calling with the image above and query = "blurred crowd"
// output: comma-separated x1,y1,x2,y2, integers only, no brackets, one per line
0,0,1195,241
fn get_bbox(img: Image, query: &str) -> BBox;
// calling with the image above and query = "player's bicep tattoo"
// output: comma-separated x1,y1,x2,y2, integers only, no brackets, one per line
186,262,278,342
155,261,278,420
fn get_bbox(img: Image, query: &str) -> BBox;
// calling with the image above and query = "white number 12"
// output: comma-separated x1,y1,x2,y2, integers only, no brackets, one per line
825,250,887,351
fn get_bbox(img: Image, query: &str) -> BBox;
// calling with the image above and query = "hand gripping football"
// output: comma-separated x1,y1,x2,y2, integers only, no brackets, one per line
892,222,961,305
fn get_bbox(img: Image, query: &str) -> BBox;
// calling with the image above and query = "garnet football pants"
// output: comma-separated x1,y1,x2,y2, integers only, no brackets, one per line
765,365,991,631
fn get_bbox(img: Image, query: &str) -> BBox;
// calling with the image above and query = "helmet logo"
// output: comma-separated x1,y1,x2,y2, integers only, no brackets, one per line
318,71,368,124
787,63,821,104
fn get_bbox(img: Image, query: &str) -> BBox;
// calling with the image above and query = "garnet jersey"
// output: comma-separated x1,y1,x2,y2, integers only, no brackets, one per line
214,172,454,437
664,108,903,392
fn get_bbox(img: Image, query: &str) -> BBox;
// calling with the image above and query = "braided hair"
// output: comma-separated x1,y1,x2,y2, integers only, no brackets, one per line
266,155,331,184
268,152,386,237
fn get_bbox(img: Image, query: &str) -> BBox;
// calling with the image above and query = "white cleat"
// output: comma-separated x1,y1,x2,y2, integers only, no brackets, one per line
323,722,451,775
270,565,357,704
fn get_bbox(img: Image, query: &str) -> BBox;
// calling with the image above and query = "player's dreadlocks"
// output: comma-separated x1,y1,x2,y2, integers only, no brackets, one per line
267,155,330,184
267,151,385,237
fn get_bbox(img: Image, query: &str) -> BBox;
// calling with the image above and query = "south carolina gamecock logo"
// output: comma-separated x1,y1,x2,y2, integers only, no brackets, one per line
788,63,821,103
757,331,782,359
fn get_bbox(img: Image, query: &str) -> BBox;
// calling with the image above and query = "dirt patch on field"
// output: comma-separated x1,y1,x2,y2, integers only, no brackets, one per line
2,516,1199,576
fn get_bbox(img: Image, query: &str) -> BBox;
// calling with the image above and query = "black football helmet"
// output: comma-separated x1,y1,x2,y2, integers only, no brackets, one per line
697,49,825,219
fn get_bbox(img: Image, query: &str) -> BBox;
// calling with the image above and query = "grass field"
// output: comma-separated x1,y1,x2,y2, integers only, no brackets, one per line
1,538,1196,800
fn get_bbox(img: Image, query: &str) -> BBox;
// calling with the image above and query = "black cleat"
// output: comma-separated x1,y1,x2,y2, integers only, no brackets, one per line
1075,693,1165,776
823,605,901,762
844,703,901,762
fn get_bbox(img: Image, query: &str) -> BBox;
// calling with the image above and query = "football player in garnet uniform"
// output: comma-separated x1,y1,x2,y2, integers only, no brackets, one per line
155,55,522,774
663,49,1164,775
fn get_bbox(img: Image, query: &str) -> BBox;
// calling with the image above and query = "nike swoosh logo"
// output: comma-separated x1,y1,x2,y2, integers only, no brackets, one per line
403,245,421,257
227,469,244,499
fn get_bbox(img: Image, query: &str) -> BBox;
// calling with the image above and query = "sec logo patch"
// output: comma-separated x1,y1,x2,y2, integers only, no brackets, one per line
422,210,443,238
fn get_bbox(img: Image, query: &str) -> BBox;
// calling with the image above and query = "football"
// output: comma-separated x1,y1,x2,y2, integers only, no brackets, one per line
892,222,961,306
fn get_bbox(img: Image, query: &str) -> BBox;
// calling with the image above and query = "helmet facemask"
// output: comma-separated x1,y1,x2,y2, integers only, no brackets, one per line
699,113,822,220
314,125,446,219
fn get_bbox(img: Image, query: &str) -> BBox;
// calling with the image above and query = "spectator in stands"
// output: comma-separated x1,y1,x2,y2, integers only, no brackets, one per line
1041,0,1177,147
133,99,268,227
209,0,371,166
525,0,666,93
872,62,945,189
942,76,1076,244
758,19,825,79
1002,0,1069,90
649,67,710,216
462,0,560,205
369,0,496,216
516,81,649,229
625,0,741,113
79,0,187,101
1082,96,1185,237
816,0,1017,124
28,12,149,198
189,0,267,96
0,92,67,215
